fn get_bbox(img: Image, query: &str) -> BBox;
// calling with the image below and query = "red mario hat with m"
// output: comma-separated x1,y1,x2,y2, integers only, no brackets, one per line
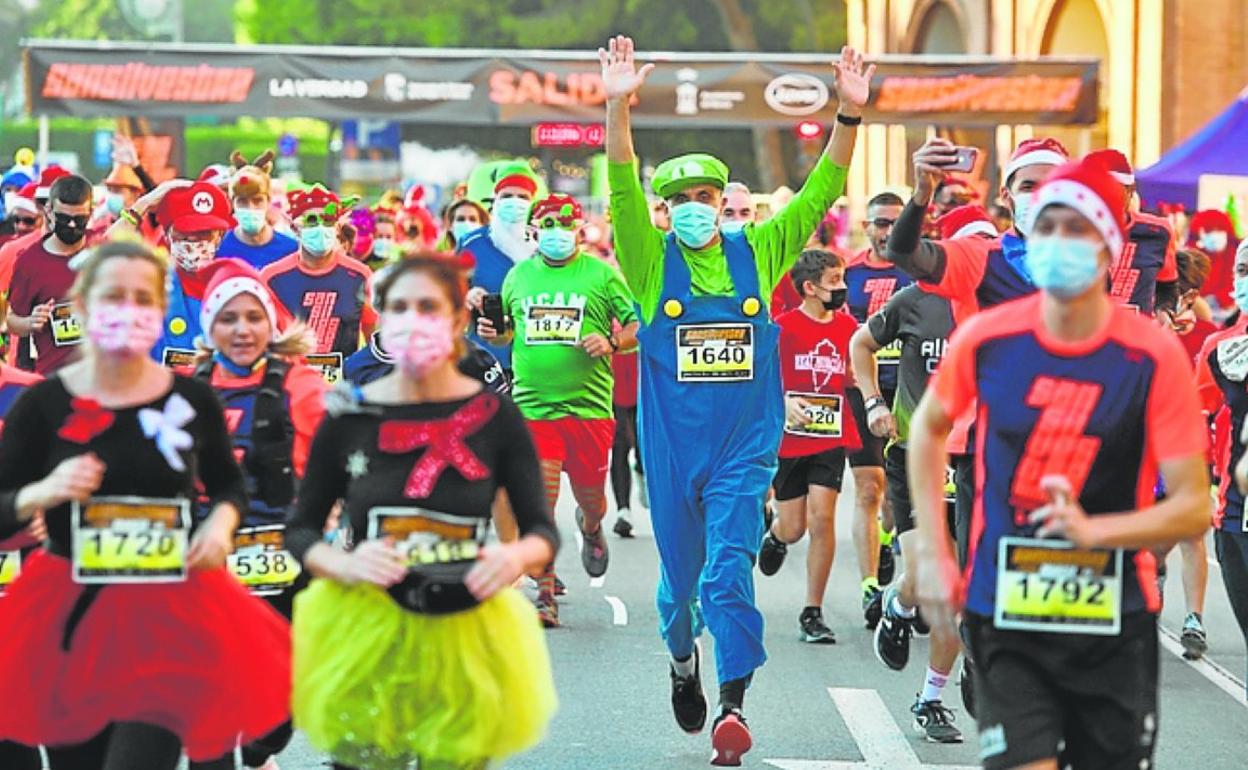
156,182,237,233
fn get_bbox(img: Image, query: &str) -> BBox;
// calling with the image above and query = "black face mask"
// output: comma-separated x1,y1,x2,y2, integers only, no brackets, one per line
822,288,848,311
51,213,89,245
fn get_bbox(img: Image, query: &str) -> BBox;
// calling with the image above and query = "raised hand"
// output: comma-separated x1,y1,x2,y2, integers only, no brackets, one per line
832,45,876,114
112,134,140,167
598,35,656,102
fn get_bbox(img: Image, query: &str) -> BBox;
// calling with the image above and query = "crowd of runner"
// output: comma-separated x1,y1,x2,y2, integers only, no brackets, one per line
0,33,1242,770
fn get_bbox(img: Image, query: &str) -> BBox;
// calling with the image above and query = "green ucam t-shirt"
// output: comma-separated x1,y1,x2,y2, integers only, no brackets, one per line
501,252,638,420
607,154,849,323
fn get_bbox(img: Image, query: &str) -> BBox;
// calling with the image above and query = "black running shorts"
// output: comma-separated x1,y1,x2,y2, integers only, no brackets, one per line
846,387,890,468
773,448,847,501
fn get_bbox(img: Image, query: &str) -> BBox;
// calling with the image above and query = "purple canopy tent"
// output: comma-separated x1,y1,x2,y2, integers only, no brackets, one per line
1137,86,1248,211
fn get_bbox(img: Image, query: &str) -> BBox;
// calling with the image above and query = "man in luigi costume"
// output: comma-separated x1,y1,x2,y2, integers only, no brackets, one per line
601,34,874,765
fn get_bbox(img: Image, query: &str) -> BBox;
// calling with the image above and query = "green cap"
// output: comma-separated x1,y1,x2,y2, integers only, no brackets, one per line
651,153,730,199
465,159,546,205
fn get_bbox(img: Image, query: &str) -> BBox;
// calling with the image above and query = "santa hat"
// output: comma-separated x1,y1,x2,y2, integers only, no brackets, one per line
35,166,70,200
936,204,998,241
1188,209,1235,237
494,174,538,197
197,164,232,189
1004,138,1069,183
529,194,584,226
6,187,37,216
1024,157,1128,258
198,259,282,340
1085,148,1135,186
288,184,356,220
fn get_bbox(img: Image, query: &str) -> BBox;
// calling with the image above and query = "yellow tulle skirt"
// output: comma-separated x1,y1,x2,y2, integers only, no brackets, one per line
292,579,557,769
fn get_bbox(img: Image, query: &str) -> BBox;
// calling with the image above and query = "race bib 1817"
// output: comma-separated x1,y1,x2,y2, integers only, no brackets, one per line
524,305,584,346
51,302,83,347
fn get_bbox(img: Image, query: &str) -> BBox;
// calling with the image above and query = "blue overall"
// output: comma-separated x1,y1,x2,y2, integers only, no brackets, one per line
458,226,516,369
636,231,783,684
152,276,203,365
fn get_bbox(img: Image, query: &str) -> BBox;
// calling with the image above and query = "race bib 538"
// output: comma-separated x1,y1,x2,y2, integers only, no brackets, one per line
228,524,302,596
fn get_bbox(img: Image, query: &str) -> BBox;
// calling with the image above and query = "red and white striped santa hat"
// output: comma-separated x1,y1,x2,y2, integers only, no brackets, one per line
1023,157,1128,258
1004,137,1069,183
936,204,998,241
198,259,283,341
1085,148,1135,186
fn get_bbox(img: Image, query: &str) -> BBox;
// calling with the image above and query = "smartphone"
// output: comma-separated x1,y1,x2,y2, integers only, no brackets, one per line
481,293,508,333
943,146,979,173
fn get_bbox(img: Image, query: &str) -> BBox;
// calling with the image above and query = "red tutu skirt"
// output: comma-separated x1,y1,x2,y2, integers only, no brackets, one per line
0,551,290,760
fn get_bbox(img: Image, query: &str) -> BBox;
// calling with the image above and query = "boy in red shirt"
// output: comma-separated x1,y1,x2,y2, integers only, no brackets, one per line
757,249,862,643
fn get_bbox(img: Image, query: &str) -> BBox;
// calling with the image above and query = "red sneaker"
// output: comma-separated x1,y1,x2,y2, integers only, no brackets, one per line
710,709,752,766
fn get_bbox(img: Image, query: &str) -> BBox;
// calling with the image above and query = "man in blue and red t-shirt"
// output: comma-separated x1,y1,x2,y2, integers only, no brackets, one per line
261,185,376,385
908,157,1209,770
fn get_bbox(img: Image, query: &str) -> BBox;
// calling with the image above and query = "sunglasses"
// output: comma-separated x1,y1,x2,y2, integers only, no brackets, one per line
12,216,37,227
52,213,90,229
867,218,897,229
300,213,334,228
532,215,578,230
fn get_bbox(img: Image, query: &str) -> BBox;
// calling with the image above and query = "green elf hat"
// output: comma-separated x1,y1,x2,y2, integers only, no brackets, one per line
651,153,730,199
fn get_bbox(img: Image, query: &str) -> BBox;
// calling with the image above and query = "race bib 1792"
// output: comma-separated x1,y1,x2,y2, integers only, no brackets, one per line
994,536,1122,636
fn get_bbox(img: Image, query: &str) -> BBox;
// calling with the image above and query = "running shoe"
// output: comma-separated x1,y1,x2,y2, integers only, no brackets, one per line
877,541,895,585
763,503,775,531
710,708,752,766
912,608,930,636
958,660,976,720
1181,612,1208,660
798,607,837,644
911,697,963,743
576,507,610,578
535,590,559,628
670,642,708,734
554,573,567,596
873,586,913,670
757,530,787,576
862,585,884,630
613,507,635,538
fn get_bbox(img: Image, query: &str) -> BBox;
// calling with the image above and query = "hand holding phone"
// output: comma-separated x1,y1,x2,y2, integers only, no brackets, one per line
480,293,508,336
942,146,979,173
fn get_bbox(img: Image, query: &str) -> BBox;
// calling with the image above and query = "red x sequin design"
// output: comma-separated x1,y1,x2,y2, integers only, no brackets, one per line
377,394,500,499
58,398,115,444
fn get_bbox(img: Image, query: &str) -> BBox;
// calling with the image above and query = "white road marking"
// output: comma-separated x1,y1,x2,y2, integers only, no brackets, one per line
765,688,976,770
604,595,628,625
590,576,605,588
1158,624,1247,708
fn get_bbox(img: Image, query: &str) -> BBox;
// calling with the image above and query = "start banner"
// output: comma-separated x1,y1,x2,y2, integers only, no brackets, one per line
23,40,1099,127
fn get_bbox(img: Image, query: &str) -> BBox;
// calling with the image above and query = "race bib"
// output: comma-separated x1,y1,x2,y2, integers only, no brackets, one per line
306,352,343,384
367,507,485,568
71,497,190,584
524,305,584,346
943,466,957,504
50,302,83,347
1217,335,1248,382
228,524,302,596
994,536,1122,635
676,324,754,382
0,550,20,596
877,338,902,365
161,347,198,372
784,391,843,438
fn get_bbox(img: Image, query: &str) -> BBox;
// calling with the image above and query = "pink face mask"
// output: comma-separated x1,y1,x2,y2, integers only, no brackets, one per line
87,304,164,357
380,312,455,379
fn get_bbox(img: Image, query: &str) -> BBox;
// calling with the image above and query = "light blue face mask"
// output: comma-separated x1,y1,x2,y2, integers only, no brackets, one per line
372,237,394,257
671,201,719,249
105,193,125,216
537,227,577,261
300,225,335,256
451,221,477,242
720,219,747,234
492,197,531,226
1012,192,1036,237
1233,274,1248,313
235,207,267,235
1024,235,1103,299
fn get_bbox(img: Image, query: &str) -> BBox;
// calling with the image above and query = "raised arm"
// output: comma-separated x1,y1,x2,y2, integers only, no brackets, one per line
600,35,654,166
886,139,959,282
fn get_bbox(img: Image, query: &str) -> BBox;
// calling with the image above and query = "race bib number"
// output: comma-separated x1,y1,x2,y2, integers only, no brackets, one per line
367,507,485,568
306,352,343,384
676,324,754,382
994,537,1122,635
161,347,197,372
877,339,902,365
944,466,957,504
50,302,83,347
71,497,190,584
524,305,584,346
228,524,302,596
784,391,843,438
0,550,20,596
1217,335,1248,382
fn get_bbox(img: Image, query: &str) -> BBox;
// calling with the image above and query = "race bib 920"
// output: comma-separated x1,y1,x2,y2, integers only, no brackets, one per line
784,391,843,438
71,497,190,584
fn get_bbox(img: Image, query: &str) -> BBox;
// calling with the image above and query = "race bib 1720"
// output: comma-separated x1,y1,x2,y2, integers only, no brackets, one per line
524,305,584,346
367,507,485,568
676,324,754,382
228,524,302,596
784,391,843,438
71,497,190,584
994,537,1122,635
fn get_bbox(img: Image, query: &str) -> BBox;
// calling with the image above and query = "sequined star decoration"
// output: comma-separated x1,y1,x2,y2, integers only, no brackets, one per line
346,450,370,479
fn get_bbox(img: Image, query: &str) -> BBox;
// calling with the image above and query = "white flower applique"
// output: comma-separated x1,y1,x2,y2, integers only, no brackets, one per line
139,392,195,472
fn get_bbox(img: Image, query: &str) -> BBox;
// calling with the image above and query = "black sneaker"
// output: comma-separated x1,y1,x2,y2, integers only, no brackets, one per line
554,574,567,596
912,608,930,636
763,504,775,532
959,660,976,720
877,541,895,585
670,643,708,735
613,510,635,539
862,585,884,630
535,591,559,628
798,607,837,644
873,587,913,671
911,698,963,743
757,531,787,576
576,507,609,578
710,708,752,766
1181,612,1208,660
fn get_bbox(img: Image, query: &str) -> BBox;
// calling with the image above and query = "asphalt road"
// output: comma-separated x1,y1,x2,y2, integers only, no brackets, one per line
258,473,1246,770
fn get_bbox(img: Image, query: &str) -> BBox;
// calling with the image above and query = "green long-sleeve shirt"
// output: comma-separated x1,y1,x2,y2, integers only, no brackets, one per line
608,154,849,323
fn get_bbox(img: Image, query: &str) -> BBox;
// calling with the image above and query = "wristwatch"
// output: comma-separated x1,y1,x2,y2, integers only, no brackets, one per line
864,396,888,412
836,112,863,126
